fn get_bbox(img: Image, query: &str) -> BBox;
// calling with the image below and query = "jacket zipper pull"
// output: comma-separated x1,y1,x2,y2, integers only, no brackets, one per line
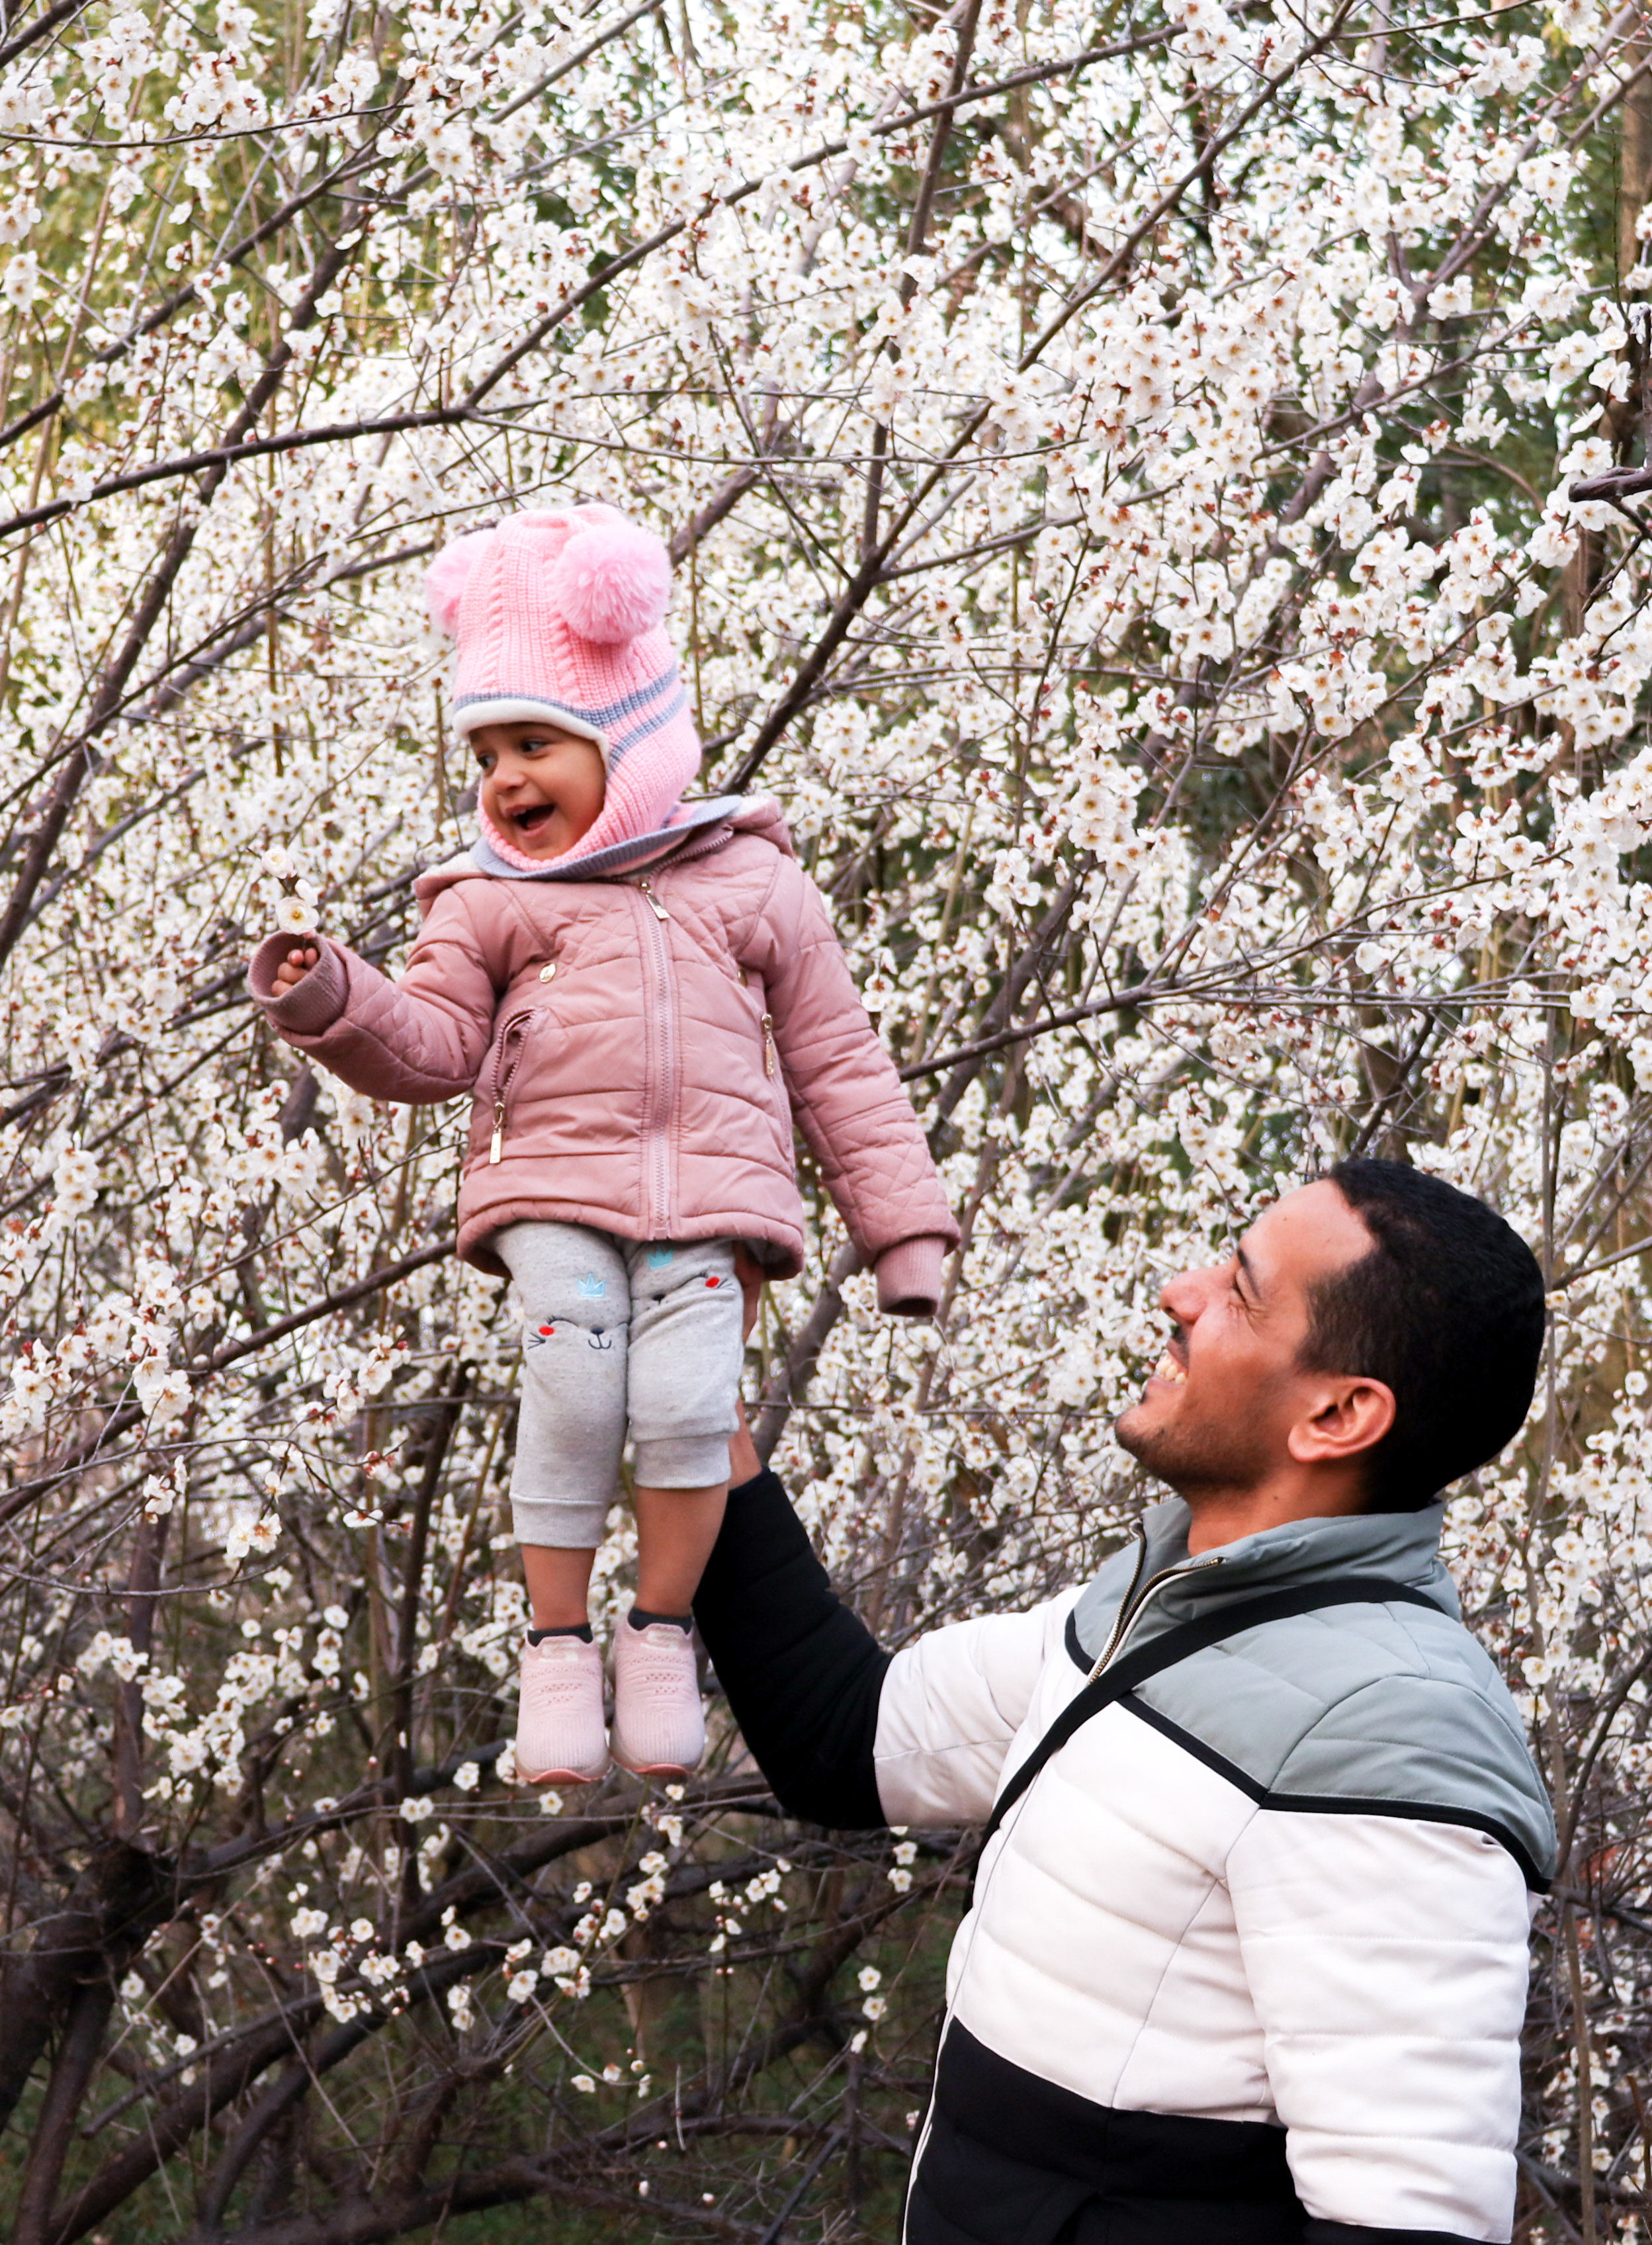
761,1010,776,1077
638,879,670,921
490,1098,505,1164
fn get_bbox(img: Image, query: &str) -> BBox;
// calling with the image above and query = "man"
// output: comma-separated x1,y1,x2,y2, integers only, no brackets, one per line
697,1159,1554,2244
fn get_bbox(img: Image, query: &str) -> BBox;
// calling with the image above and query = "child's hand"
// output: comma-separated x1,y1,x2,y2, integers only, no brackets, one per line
272,944,319,995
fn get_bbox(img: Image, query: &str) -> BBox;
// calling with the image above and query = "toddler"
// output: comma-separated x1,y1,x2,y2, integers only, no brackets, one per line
248,506,957,1784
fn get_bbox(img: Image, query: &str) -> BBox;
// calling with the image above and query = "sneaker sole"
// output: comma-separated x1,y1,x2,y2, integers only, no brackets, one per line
611,1749,696,1779
515,1761,610,1785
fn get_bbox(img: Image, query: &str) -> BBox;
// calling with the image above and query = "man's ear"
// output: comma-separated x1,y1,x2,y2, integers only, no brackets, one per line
1287,1376,1396,1467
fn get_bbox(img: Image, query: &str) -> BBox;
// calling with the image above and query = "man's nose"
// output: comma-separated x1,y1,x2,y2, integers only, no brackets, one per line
1160,1266,1219,1323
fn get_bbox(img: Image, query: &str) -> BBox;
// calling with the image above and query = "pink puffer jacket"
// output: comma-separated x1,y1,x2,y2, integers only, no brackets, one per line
247,799,957,1314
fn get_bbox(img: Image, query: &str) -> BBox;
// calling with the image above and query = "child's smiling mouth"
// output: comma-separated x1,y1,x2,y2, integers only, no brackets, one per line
509,802,556,834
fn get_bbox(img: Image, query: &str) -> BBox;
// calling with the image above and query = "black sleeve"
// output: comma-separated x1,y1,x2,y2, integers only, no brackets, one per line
693,1466,890,1829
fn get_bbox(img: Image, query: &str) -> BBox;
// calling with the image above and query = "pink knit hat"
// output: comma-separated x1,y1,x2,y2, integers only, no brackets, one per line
425,506,702,873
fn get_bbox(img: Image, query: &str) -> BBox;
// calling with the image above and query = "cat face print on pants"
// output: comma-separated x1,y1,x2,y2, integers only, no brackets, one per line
527,1317,614,1350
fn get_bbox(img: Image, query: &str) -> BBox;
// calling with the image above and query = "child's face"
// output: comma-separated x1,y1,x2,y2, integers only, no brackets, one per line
470,721,606,859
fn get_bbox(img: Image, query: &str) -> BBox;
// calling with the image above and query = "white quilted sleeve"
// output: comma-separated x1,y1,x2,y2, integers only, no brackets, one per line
1229,1808,1534,2241
873,1593,1076,1828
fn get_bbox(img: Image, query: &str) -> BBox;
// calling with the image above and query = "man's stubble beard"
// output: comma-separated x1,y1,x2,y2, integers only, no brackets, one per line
1115,1391,1278,1501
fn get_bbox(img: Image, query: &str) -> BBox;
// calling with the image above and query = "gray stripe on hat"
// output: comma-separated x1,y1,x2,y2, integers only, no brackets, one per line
452,659,679,730
605,685,690,771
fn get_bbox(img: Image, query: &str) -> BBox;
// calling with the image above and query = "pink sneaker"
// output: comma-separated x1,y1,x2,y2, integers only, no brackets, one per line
611,1615,705,1778
515,1634,609,1785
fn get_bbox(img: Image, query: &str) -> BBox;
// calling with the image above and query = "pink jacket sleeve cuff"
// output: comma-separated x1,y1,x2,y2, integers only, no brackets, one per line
247,931,351,1039
875,1237,949,1319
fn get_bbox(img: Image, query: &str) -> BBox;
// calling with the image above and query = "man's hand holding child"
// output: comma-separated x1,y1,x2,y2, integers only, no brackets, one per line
272,944,319,995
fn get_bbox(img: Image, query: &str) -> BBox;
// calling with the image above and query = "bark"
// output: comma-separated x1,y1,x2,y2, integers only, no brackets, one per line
49,1955,492,2245
0,0,89,63
0,1837,175,2133
114,1512,170,1837
13,1979,116,2245
0,1237,456,1528
392,1363,470,1795
752,1238,864,1465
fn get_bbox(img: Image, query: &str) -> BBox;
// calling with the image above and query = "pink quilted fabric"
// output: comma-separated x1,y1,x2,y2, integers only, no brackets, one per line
247,801,957,1313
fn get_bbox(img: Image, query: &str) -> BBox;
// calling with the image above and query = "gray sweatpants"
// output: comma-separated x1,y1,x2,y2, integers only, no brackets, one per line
495,1221,743,1549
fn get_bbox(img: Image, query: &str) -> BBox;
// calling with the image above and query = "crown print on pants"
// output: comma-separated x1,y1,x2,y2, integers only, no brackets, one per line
424,506,703,874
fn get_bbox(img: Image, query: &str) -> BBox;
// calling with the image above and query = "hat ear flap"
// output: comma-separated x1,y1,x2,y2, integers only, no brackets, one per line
425,530,496,637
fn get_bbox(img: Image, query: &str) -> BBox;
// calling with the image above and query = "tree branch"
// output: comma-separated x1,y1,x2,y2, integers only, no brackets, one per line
0,1239,456,1528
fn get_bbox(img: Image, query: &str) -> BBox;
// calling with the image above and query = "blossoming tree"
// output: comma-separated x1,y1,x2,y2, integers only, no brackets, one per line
1,0,1651,2232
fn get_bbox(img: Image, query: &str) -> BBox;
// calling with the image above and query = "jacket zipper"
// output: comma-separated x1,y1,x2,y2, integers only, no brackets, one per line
632,878,676,1232
760,1010,776,1078
1087,1550,1225,1680
905,1538,1227,2245
1090,1524,1149,1673
488,1014,533,1164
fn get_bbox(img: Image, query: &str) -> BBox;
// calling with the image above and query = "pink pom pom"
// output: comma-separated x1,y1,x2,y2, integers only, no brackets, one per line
425,531,495,636
550,521,672,644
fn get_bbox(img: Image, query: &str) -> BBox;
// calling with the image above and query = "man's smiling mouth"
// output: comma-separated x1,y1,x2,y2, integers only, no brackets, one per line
1152,1346,1188,1387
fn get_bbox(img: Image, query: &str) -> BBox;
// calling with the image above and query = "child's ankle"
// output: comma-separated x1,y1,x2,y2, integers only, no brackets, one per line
628,1605,692,1632
528,1620,593,1643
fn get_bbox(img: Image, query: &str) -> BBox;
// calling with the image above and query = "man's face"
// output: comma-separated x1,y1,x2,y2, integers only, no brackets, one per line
1115,1180,1377,1501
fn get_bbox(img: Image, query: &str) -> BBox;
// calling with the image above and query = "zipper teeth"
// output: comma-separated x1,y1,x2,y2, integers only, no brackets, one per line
489,1015,531,1161
498,1026,527,1100
1088,1550,1225,1680
636,886,675,1233
1091,1525,1149,1674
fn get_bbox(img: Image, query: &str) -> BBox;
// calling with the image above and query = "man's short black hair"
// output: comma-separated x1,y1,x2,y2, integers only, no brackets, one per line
1300,1157,1547,1512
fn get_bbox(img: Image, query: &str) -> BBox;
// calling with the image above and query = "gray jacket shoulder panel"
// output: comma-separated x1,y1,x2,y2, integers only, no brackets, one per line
1066,1500,1555,1889
1133,1602,1555,1887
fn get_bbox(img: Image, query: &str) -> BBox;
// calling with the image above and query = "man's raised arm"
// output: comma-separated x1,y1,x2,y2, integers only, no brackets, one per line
693,1448,891,1827
695,1414,1068,1829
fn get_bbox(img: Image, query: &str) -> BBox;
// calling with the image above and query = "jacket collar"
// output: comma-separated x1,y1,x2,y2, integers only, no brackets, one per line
413,793,797,905
1072,1494,1457,1661
468,793,744,882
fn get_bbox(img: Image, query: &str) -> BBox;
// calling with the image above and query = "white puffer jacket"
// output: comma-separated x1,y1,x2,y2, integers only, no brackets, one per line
696,1477,1556,2245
